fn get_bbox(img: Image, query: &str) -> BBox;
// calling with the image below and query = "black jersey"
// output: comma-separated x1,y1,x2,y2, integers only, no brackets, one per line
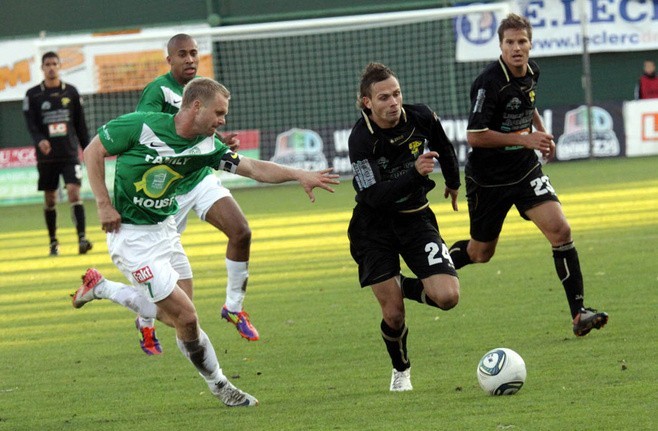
466,57,541,185
23,81,90,164
348,104,460,213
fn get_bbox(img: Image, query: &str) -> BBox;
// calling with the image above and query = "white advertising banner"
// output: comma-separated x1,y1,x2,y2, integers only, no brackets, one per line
0,24,212,102
456,0,658,62
623,98,658,156
0,39,42,102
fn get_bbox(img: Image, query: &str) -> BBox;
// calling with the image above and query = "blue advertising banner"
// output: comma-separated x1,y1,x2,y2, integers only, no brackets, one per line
456,0,658,61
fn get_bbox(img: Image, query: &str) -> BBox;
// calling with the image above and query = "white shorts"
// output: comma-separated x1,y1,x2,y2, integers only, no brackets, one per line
175,174,232,234
106,216,193,302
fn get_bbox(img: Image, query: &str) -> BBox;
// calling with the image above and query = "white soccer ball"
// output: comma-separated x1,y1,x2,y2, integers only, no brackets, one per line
476,347,527,395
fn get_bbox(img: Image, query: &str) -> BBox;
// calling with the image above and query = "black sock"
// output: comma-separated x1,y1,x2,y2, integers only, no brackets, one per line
380,320,410,372
71,203,86,240
400,275,440,308
44,208,57,243
449,240,472,269
553,242,584,318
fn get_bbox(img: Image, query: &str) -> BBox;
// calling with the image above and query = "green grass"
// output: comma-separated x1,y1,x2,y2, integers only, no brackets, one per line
1,156,657,431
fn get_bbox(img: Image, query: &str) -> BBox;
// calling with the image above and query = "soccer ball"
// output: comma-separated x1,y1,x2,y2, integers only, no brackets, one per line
476,347,527,395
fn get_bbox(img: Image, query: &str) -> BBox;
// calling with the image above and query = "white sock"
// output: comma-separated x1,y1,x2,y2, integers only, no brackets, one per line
137,316,156,328
176,328,225,386
95,278,158,320
224,258,248,312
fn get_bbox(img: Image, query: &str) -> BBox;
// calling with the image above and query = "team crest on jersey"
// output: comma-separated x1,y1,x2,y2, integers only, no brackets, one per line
409,140,423,157
506,97,522,111
132,266,154,283
62,97,71,107
529,90,535,103
134,165,183,198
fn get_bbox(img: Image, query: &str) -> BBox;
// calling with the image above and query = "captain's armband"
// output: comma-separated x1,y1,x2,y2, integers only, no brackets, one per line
216,151,242,174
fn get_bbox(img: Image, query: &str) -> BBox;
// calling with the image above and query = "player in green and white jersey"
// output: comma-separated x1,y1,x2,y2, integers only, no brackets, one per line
74,77,338,406
79,34,261,356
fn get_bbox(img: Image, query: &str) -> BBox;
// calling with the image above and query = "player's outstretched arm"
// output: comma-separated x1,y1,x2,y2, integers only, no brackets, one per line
236,157,340,202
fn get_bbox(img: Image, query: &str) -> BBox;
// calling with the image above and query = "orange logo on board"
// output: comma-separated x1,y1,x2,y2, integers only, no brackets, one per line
0,59,31,91
641,113,658,141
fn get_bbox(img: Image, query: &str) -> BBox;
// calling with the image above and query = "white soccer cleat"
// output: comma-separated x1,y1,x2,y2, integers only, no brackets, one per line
71,268,104,308
212,379,259,407
390,368,413,392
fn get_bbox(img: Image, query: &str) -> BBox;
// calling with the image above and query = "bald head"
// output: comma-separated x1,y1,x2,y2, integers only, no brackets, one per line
167,34,196,55
166,34,199,85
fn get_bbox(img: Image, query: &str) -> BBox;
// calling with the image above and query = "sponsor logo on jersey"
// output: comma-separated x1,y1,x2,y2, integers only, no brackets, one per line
144,154,191,165
506,97,522,111
48,122,68,137
134,165,183,198
132,195,176,209
132,266,154,283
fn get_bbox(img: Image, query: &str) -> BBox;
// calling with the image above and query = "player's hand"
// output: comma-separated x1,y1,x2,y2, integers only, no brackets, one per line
218,132,240,152
415,151,438,176
542,139,556,161
97,203,122,233
523,132,554,156
38,139,52,155
298,168,340,202
444,187,459,211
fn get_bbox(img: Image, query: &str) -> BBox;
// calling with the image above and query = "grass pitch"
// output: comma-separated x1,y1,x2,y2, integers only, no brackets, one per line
0,156,657,430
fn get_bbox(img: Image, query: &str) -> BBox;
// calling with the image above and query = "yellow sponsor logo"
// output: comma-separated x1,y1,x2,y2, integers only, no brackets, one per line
134,165,183,198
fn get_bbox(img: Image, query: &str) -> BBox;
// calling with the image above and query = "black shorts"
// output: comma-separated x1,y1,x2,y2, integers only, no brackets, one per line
37,161,82,191
348,205,458,287
466,165,560,242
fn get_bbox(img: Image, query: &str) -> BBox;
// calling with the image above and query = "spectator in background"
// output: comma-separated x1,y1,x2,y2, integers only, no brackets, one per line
635,60,658,100
23,51,92,256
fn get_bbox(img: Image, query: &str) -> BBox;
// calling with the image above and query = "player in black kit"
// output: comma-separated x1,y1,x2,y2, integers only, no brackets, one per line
448,14,608,337
347,63,461,392
23,51,92,256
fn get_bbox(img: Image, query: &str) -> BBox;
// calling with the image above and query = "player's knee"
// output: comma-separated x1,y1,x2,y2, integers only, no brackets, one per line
383,309,405,330
231,221,252,246
470,246,495,263
223,223,251,252
440,290,460,310
176,311,199,334
423,275,460,309
435,283,460,310
552,224,572,244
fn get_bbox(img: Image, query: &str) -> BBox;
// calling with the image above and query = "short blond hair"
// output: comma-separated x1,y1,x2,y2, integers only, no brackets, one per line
181,77,231,108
